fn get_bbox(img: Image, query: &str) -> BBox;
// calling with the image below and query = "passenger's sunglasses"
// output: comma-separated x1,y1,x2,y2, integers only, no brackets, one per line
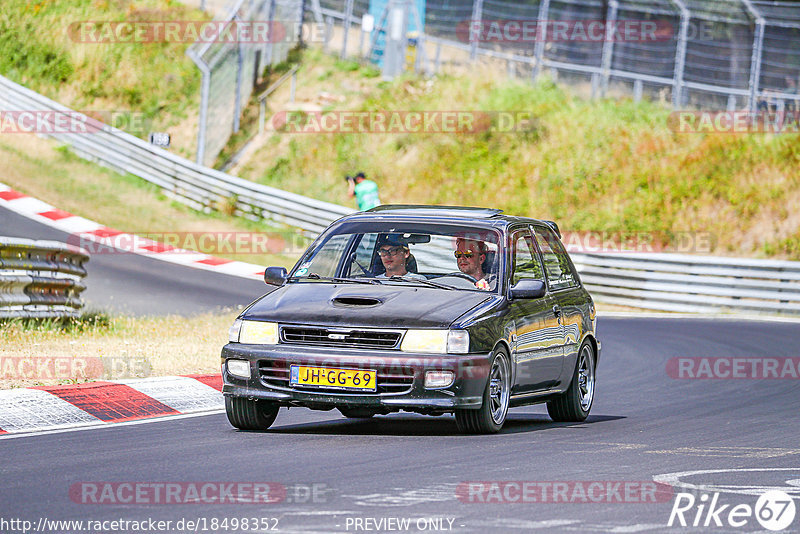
378,247,403,257
454,251,476,259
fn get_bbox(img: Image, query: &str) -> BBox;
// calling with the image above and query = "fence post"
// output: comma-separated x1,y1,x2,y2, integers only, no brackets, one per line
533,0,550,80
600,0,618,96
187,49,211,165
670,0,689,108
234,15,244,133
341,0,355,59
741,0,765,116
266,0,277,65
469,0,484,61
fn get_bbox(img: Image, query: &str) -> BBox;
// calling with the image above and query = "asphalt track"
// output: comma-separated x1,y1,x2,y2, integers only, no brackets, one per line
0,206,269,315
2,317,799,533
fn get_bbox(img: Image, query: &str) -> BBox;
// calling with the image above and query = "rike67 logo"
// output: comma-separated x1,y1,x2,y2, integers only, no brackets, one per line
668,490,796,531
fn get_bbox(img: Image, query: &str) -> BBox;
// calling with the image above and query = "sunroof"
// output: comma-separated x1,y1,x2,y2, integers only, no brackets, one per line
365,205,503,219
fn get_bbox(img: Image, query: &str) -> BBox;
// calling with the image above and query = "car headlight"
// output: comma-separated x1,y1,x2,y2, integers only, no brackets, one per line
401,330,469,354
236,320,279,345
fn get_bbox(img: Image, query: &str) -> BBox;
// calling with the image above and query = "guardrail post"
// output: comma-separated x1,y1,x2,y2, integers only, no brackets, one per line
532,0,550,80
600,0,618,97
633,79,643,102
341,0,355,58
469,0,484,61
669,0,689,108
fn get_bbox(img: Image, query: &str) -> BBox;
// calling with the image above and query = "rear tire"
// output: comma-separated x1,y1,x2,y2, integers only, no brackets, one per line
225,397,279,430
547,341,595,422
455,347,510,434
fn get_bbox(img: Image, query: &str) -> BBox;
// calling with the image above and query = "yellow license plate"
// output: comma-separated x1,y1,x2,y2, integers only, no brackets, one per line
290,366,377,391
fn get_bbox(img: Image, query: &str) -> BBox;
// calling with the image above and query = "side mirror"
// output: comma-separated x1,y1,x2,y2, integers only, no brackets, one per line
264,266,288,286
509,279,546,300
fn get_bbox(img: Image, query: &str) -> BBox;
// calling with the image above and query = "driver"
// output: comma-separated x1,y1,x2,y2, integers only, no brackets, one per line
376,234,426,280
455,238,496,290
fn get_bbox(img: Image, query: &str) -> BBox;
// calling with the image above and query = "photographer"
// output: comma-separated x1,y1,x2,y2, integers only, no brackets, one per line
346,171,381,211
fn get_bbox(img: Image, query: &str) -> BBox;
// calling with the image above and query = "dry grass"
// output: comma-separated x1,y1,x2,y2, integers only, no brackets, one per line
0,310,236,389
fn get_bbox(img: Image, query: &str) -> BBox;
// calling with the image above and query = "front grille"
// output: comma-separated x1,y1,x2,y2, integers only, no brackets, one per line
280,326,402,349
258,360,414,395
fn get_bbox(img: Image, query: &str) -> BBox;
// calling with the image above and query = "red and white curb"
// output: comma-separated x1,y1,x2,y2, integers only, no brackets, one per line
0,182,265,281
0,374,224,435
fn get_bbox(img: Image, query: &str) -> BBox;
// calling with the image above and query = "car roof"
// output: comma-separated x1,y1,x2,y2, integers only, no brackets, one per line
342,205,561,236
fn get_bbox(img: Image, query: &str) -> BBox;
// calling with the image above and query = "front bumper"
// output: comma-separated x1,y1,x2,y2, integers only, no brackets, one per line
221,343,491,413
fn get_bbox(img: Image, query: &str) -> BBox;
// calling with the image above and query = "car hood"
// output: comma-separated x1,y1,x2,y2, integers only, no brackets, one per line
244,282,493,329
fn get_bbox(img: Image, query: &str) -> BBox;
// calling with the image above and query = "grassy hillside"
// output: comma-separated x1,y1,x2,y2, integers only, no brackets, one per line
235,48,800,259
1,0,205,158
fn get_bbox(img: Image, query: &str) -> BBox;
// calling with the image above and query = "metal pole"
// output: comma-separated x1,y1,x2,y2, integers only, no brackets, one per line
600,0,618,96
234,15,244,133
342,0,354,59
299,0,307,47
669,0,690,108
740,0,765,117
469,0,484,61
187,49,211,165
266,0,277,66
533,0,551,80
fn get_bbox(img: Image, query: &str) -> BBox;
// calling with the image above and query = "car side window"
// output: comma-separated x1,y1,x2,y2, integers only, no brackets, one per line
533,226,578,290
510,229,544,285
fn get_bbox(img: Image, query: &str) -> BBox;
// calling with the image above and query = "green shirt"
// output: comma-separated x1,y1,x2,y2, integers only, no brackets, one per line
354,179,381,211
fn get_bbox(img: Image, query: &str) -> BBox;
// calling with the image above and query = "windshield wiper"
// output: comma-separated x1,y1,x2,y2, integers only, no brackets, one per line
386,275,455,290
289,274,381,285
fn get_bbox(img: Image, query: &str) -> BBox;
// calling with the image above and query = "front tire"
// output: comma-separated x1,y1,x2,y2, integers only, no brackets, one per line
225,397,279,430
455,347,510,434
547,341,595,422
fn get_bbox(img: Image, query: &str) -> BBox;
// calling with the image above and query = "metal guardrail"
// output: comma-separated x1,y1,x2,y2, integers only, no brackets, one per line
3,75,800,316
0,75,353,235
571,252,800,315
0,237,89,318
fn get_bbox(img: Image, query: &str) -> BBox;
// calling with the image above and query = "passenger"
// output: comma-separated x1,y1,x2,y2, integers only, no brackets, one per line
376,235,426,280
455,238,496,290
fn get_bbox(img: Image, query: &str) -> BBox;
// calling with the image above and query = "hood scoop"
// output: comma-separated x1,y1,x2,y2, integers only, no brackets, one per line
331,296,383,307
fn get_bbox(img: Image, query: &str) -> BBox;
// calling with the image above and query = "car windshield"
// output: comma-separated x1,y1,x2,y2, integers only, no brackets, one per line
290,222,503,292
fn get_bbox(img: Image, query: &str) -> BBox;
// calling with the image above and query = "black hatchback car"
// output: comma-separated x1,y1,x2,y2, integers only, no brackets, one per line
222,206,600,434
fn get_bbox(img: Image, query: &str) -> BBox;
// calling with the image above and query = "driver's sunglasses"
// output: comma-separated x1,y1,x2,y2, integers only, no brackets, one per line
454,251,475,259
378,246,403,257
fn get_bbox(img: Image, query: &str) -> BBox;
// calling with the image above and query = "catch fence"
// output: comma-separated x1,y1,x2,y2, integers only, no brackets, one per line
312,0,800,112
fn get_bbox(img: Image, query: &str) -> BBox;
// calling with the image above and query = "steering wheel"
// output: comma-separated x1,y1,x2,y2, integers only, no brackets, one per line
434,272,478,283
